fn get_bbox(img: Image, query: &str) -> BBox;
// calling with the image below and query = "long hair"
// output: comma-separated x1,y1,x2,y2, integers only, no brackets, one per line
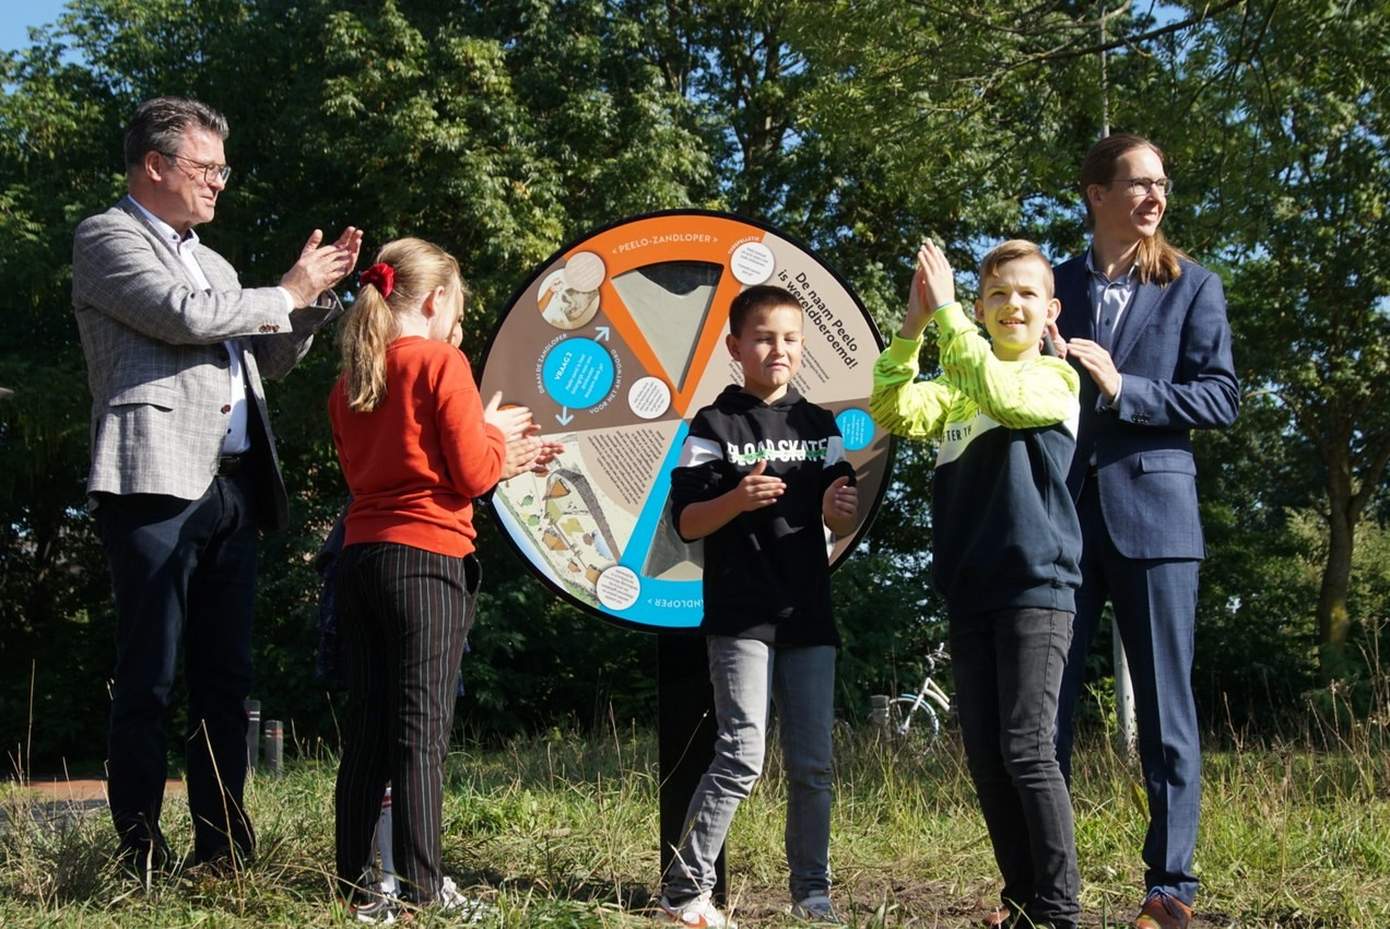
339,238,463,412
1079,133,1187,286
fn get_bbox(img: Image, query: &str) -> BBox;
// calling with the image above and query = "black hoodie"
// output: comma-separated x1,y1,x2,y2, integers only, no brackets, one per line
670,385,855,646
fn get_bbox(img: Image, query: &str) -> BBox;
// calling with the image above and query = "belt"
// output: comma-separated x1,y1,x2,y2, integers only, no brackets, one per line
217,453,248,476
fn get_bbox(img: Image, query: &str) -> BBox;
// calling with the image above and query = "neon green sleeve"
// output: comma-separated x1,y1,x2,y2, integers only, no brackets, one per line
869,334,955,440
933,303,1080,427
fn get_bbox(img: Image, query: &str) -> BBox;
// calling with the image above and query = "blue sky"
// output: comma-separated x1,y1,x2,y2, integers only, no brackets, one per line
1,0,70,54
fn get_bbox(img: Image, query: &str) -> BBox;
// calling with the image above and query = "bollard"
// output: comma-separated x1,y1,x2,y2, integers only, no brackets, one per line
1114,625,1138,752
868,695,891,732
264,719,283,776
245,699,261,770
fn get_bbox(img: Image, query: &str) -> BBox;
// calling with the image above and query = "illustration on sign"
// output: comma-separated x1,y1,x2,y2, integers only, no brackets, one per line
480,211,894,631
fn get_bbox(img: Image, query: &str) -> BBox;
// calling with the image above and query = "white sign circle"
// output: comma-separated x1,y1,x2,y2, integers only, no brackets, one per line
628,376,672,420
730,241,776,285
595,565,641,611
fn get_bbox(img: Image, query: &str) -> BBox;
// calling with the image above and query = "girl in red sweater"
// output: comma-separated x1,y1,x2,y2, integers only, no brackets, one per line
328,237,539,919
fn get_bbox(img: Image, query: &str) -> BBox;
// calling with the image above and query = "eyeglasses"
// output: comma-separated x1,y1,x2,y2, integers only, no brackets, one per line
161,151,232,184
1113,176,1173,197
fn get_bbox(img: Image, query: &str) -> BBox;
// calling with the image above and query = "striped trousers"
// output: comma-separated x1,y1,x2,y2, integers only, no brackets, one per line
334,542,478,903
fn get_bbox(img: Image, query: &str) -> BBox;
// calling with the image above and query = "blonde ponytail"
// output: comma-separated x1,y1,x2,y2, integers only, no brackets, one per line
339,284,396,411
1133,228,1187,286
337,237,465,412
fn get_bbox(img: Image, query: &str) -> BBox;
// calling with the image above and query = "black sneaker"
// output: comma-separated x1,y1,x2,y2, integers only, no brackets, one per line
115,839,173,888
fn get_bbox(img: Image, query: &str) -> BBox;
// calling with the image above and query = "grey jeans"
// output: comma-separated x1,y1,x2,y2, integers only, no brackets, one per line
664,636,836,902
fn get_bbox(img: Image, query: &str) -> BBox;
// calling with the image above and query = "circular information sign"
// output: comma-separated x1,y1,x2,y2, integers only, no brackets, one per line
480,211,894,631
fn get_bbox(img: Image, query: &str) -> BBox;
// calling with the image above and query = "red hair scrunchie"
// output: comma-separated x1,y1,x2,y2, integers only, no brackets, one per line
360,262,395,298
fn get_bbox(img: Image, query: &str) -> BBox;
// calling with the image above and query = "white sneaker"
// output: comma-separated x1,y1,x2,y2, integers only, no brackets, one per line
438,876,493,923
351,894,405,924
657,891,736,928
791,895,843,924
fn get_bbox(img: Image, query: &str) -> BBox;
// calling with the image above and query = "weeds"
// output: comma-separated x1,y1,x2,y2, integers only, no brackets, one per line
1,722,1387,928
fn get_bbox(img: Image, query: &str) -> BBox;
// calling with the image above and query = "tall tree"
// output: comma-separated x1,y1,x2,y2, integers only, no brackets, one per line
1205,0,1390,678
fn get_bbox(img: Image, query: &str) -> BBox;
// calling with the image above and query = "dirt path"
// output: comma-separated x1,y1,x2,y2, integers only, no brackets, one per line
0,777,184,826
14,776,183,800
730,877,1231,928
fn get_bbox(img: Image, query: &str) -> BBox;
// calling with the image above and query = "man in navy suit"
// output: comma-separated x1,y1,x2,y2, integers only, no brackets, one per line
1052,134,1238,929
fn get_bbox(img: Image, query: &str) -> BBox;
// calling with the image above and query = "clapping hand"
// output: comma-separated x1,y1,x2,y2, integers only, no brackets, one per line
525,436,566,476
483,393,540,480
482,392,534,444
901,239,956,339
822,475,858,534
280,226,363,308
330,226,364,283
732,459,785,512
484,395,568,479
500,433,542,481
917,240,956,313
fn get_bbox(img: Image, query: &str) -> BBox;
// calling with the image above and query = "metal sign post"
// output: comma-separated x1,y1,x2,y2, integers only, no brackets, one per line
657,634,727,902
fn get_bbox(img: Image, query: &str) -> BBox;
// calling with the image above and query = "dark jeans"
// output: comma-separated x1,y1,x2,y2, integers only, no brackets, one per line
1056,478,1202,904
334,543,479,904
951,607,1079,929
93,470,259,865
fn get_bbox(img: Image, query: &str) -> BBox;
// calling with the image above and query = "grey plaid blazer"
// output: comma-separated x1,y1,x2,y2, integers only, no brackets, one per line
72,196,340,529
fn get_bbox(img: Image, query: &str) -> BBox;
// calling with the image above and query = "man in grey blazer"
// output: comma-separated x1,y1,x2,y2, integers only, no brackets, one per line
72,96,362,877
1052,134,1238,929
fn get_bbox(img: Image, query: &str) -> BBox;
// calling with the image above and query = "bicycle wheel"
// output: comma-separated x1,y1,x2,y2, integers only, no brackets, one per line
889,696,941,752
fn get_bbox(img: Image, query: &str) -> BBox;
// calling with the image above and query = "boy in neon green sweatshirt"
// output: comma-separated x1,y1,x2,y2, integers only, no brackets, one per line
871,239,1082,929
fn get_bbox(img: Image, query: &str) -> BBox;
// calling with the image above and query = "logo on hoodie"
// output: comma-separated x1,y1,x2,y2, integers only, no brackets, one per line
726,438,830,466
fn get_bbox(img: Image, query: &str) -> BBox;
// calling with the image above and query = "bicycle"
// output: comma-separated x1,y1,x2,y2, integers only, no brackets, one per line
872,643,952,749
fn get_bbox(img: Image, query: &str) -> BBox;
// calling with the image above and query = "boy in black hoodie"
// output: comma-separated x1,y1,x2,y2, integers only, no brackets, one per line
660,285,858,928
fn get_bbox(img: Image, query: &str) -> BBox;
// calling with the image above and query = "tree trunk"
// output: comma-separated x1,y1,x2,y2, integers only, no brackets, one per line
1317,457,1355,682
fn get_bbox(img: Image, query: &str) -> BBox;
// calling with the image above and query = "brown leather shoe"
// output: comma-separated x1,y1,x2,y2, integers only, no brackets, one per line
981,906,1014,928
1134,890,1192,929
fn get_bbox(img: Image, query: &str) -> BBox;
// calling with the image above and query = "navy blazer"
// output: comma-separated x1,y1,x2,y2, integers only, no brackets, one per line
1054,254,1238,560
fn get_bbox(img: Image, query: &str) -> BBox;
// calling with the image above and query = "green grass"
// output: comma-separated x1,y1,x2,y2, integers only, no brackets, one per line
1,722,1387,928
